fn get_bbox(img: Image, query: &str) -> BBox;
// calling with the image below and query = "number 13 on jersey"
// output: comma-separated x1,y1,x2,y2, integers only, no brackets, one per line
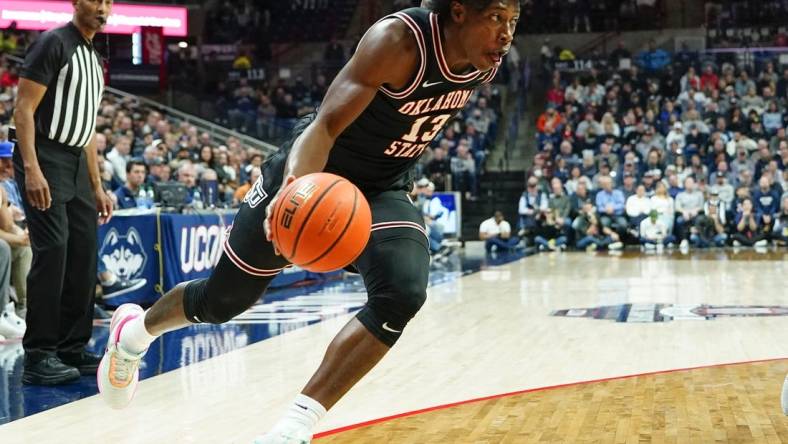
384,113,451,158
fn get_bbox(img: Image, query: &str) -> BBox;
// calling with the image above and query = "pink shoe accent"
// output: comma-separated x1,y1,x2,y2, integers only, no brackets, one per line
113,313,139,345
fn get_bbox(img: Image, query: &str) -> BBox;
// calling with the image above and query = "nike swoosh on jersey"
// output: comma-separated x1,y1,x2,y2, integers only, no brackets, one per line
382,322,402,333
421,80,443,88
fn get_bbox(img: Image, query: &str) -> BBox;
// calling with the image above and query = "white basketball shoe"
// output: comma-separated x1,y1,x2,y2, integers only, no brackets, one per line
253,425,312,444
97,304,146,409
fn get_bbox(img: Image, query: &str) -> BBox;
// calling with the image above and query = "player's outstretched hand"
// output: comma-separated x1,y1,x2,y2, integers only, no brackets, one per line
264,175,296,254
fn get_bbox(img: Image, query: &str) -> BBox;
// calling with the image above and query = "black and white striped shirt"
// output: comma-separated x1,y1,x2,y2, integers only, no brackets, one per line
20,22,104,149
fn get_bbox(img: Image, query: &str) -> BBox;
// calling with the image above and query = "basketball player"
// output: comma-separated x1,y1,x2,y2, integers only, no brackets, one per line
97,1,519,442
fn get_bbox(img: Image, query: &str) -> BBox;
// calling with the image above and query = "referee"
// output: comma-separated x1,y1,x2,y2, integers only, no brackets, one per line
12,0,114,385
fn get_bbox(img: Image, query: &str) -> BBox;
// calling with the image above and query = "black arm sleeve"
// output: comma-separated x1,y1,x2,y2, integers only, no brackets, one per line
20,32,65,86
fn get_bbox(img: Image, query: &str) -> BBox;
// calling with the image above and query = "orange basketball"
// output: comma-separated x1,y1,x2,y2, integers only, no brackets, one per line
271,173,372,272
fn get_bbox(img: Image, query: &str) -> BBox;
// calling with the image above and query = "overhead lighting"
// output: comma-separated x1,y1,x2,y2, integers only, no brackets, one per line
178,41,188,49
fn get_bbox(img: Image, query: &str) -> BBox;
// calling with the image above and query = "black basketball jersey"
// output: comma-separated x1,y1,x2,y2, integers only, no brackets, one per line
324,7,498,194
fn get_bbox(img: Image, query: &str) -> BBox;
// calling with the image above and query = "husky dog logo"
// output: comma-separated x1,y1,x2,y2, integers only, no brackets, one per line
99,228,148,299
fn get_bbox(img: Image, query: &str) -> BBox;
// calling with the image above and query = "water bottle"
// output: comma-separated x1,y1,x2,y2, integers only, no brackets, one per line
193,188,203,210
146,187,155,208
207,186,215,209
136,189,147,209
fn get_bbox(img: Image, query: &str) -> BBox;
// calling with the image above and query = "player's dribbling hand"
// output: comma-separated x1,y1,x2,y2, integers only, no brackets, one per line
264,174,296,254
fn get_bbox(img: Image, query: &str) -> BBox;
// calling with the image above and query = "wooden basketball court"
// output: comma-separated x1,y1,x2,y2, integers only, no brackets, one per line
0,248,786,442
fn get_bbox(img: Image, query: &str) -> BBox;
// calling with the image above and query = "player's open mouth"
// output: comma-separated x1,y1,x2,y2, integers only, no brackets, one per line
488,51,506,66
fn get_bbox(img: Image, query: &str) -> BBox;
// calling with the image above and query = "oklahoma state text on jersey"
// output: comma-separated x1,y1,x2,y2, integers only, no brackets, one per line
323,7,498,194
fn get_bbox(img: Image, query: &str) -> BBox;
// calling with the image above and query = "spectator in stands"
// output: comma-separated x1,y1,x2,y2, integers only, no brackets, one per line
426,145,451,192
106,135,132,184
233,166,261,206
594,175,626,232
626,184,652,232
675,177,704,248
177,163,198,205
0,238,23,340
595,142,618,171
537,104,563,135
773,196,788,246
650,181,674,234
414,179,451,257
0,142,31,319
479,210,520,254
451,143,477,200
536,177,571,251
639,209,674,250
609,41,631,68
114,161,148,210
573,201,623,251
692,189,728,248
754,175,781,233
568,0,591,32
637,39,671,73
518,176,547,237
732,197,769,247
710,170,735,207
700,64,719,92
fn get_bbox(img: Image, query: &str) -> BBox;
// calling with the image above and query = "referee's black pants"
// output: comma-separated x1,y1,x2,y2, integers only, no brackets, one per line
13,138,97,363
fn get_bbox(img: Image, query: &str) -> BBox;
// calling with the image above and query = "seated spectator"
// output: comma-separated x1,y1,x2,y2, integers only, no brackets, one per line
426,146,451,192
732,197,769,247
639,209,675,249
650,181,675,236
0,238,24,339
177,162,199,205
414,179,451,257
518,176,547,236
674,177,705,248
479,210,520,254
106,135,132,184
451,143,477,200
691,189,728,248
626,184,652,232
753,176,781,234
773,196,788,246
594,175,627,232
572,201,623,251
0,141,24,225
535,178,571,251
114,161,148,210
233,166,261,206
0,178,31,321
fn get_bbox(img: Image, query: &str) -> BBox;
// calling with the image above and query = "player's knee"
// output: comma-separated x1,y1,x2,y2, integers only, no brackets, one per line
358,284,427,347
396,281,428,319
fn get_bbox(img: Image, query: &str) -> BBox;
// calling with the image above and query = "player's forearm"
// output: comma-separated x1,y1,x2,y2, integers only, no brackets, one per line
284,124,332,182
12,107,41,173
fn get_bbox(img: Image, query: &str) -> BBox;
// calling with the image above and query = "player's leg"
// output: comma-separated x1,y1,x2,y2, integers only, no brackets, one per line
98,149,291,409
259,190,429,443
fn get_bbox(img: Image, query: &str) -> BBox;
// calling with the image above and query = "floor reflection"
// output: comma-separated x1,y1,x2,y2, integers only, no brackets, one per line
0,245,526,424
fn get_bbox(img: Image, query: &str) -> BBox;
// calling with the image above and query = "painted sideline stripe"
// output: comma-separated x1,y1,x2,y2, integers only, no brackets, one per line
313,356,788,439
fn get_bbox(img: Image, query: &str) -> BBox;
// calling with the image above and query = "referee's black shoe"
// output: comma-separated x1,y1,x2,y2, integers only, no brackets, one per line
59,351,102,375
23,356,80,385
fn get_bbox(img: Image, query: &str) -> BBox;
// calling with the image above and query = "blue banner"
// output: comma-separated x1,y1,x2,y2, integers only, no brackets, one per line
96,210,337,308
160,212,235,291
97,213,161,307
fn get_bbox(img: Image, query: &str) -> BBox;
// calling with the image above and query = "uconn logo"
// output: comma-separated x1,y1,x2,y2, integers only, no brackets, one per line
180,225,227,273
